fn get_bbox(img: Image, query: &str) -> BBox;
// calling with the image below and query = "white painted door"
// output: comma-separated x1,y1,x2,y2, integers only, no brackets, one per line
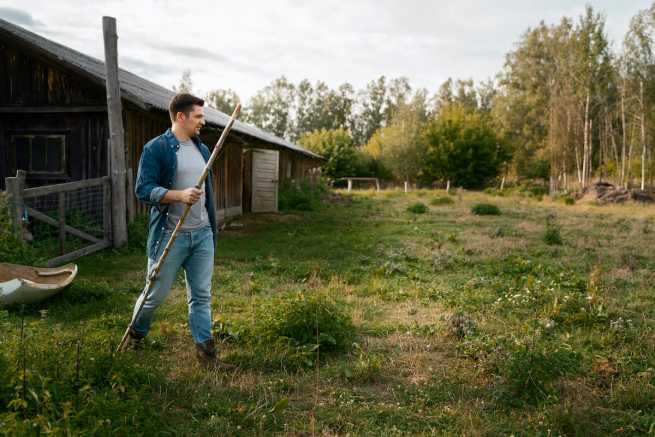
251,149,279,212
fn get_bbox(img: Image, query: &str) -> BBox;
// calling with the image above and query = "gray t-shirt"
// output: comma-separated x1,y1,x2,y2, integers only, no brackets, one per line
165,139,210,230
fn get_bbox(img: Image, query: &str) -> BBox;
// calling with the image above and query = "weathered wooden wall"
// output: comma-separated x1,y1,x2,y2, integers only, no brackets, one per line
1,29,322,223
278,148,323,182
0,35,109,190
123,109,169,215
242,148,253,213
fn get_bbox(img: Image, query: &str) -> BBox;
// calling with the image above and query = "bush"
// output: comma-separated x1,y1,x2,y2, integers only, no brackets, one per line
563,196,575,205
519,184,548,200
254,292,355,354
421,104,510,189
430,196,455,206
496,346,581,405
543,217,563,245
298,129,359,179
407,202,428,214
471,203,501,216
0,193,39,265
278,179,327,212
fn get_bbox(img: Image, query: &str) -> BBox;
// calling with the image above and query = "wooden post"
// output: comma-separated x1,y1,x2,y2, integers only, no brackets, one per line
347,178,352,193
375,178,380,192
5,170,26,238
404,181,409,193
126,167,135,223
103,178,112,243
103,16,128,247
58,192,65,255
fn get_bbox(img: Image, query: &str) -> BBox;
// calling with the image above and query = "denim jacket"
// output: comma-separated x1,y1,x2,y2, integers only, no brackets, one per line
134,128,218,259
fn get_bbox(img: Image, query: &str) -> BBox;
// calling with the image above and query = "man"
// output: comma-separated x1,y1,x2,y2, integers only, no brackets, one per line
128,93,233,370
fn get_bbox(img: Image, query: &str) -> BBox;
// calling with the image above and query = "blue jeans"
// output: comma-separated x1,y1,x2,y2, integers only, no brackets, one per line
131,225,214,344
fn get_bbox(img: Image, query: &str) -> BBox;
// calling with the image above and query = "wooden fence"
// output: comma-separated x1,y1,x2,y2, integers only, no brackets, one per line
5,170,112,266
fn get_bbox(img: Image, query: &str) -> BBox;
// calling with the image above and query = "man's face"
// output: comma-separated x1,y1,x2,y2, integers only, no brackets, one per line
177,105,205,137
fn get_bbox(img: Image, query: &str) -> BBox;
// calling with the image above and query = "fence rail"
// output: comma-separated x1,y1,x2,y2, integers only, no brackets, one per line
5,170,112,267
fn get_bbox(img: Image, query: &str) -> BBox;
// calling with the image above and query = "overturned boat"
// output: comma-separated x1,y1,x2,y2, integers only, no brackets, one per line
0,263,78,306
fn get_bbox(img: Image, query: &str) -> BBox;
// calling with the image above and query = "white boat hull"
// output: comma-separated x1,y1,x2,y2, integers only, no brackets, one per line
0,263,78,306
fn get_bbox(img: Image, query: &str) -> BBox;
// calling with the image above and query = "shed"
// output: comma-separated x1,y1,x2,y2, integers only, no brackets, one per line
0,17,323,224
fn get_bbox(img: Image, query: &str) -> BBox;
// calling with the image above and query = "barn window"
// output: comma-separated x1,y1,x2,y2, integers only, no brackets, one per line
286,161,292,178
8,134,66,175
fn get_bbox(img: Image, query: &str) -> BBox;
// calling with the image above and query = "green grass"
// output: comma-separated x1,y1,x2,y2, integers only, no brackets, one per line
1,189,655,435
406,202,428,214
471,202,501,215
430,195,455,206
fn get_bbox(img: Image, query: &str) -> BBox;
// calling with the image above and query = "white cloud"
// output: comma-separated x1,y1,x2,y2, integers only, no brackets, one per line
0,0,651,100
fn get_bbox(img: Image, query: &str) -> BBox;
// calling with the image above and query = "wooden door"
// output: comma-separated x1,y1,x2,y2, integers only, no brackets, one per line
251,149,279,212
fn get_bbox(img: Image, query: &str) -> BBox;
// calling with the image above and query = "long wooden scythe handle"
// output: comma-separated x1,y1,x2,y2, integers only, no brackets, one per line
117,103,241,352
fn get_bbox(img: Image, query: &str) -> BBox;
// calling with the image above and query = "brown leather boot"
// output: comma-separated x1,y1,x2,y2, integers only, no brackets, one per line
195,339,236,370
125,329,144,351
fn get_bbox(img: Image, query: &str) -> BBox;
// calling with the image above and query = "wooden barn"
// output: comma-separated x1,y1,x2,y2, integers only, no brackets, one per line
0,17,323,226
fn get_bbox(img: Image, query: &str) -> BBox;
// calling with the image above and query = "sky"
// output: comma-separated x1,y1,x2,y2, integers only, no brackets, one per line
0,0,652,101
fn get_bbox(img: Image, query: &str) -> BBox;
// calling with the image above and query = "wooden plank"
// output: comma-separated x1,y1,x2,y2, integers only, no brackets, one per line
58,192,65,255
126,167,135,223
0,106,107,113
26,207,101,244
4,172,25,236
22,176,109,198
103,16,128,248
103,178,112,242
46,240,112,267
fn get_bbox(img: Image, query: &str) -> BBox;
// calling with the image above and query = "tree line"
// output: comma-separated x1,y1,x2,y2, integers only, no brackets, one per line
175,3,655,190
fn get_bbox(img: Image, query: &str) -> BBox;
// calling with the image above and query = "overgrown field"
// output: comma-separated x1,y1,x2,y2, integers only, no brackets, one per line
1,189,654,435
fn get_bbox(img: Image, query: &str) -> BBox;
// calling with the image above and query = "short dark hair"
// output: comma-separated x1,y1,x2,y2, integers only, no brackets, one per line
169,93,204,123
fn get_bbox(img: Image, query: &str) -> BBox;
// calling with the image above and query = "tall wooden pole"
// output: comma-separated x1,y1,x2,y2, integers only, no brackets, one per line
103,16,128,247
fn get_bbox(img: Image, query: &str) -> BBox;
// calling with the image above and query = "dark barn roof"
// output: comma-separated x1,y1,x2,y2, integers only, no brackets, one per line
0,17,322,160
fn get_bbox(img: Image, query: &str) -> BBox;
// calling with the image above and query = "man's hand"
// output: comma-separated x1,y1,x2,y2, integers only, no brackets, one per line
179,187,203,204
162,187,203,204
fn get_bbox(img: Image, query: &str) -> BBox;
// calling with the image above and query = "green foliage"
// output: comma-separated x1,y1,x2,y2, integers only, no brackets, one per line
0,330,169,435
563,196,576,205
543,216,563,245
364,96,428,183
406,202,428,214
278,179,327,212
495,6,612,181
521,159,551,181
127,213,149,250
430,196,455,206
254,292,355,354
225,293,357,368
299,128,362,179
244,76,295,138
0,193,39,265
204,88,241,114
422,104,509,189
471,203,501,215
495,346,581,405
519,184,548,200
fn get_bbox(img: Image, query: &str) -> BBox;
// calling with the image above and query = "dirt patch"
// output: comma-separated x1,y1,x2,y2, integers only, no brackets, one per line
0,263,73,285
323,192,353,204
220,212,303,235
575,182,654,204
